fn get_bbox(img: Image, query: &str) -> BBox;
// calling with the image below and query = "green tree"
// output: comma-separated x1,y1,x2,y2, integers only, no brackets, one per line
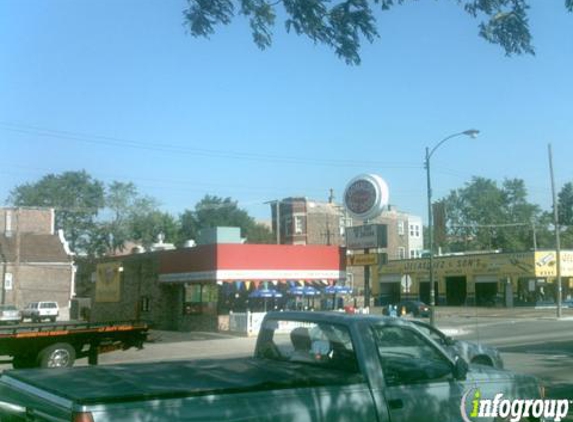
178,209,199,243
556,182,573,248
91,181,159,255
130,211,181,249
8,170,105,254
179,195,274,244
184,0,572,65
557,182,573,226
441,176,542,252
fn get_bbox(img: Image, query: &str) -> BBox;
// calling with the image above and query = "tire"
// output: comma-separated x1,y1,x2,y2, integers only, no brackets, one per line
471,355,493,366
38,343,76,368
13,355,38,369
49,316,56,323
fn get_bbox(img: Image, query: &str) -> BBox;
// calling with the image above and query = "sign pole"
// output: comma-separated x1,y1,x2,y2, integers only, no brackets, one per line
343,174,389,315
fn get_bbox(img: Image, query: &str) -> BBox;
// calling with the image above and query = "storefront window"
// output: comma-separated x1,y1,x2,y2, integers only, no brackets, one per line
183,283,219,315
140,296,150,312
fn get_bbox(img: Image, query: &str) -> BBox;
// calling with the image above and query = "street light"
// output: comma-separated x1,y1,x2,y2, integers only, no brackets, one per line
425,129,479,326
264,200,281,244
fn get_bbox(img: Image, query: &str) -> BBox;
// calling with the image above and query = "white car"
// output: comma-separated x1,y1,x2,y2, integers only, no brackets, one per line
21,301,59,323
0,305,21,325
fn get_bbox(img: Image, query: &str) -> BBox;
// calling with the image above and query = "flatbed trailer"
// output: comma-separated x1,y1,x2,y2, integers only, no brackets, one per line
0,320,148,369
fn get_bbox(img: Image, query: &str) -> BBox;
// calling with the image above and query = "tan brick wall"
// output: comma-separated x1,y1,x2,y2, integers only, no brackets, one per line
78,255,217,331
2,263,72,308
307,207,344,245
0,208,54,235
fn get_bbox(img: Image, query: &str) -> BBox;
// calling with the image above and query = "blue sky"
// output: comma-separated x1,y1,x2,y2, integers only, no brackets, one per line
1,1,572,223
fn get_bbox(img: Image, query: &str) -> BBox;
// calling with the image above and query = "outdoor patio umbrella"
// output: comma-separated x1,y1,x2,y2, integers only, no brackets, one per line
324,285,352,295
288,286,320,309
248,289,283,311
324,285,353,310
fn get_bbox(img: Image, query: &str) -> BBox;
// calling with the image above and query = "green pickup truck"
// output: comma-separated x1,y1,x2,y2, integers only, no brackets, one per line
0,312,565,422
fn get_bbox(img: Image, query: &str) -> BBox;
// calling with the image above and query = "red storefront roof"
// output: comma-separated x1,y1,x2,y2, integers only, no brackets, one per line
158,244,346,283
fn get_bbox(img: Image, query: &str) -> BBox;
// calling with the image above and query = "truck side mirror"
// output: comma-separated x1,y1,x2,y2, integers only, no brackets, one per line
444,336,455,346
453,356,468,380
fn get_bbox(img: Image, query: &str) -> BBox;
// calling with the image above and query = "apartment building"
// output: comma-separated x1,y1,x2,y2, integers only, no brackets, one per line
270,197,423,256
0,207,74,309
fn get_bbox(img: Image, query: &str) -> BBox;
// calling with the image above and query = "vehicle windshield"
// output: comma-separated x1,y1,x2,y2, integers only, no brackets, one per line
0,305,17,311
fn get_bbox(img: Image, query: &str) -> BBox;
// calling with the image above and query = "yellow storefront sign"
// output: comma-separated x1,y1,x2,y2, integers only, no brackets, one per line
534,251,573,277
379,250,573,279
95,262,122,303
347,253,378,266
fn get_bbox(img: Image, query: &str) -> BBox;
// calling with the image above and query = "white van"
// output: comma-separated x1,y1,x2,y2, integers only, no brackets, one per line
21,301,59,323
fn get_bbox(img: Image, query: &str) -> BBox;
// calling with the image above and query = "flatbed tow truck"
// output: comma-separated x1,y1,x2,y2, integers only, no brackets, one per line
0,320,148,369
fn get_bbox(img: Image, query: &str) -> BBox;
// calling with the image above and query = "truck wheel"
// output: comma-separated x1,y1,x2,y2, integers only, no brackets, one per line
50,316,56,323
38,343,76,368
13,355,37,369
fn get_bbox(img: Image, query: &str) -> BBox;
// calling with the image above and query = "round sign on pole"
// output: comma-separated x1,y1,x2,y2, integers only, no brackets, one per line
343,174,389,220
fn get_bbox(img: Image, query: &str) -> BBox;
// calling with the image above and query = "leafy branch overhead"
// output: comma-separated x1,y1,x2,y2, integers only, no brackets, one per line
184,0,571,65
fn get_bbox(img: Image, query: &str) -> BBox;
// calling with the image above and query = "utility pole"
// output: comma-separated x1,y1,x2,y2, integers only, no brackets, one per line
276,201,280,245
15,209,21,307
265,200,281,245
548,144,563,318
0,242,5,305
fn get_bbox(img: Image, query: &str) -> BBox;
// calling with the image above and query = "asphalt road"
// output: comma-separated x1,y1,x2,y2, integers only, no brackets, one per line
452,318,573,401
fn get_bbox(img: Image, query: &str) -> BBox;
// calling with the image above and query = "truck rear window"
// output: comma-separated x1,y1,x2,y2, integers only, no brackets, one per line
257,319,360,374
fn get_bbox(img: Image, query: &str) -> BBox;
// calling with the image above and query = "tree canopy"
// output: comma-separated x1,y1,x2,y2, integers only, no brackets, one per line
180,195,274,244
184,0,572,65
88,181,161,256
7,172,273,255
9,170,105,253
439,176,545,252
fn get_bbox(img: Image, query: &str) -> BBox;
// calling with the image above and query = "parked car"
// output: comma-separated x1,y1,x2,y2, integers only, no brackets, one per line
0,305,21,325
409,319,504,368
386,300,430,317
21,301,59,323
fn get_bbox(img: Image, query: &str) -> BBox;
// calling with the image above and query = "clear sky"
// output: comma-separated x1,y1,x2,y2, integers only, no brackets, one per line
1,1,571,223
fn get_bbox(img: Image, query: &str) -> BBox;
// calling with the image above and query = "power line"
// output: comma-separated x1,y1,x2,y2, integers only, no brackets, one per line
451,223,532,228
0,121,421,169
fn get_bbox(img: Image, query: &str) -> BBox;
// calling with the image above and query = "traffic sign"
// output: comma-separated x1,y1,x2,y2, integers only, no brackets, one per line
347,253,378,266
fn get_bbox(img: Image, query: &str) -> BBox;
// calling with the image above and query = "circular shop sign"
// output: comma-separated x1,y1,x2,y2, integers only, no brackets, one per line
343,174,389,220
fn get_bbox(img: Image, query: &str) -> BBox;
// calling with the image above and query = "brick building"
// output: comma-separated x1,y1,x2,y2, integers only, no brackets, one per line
269,197,424,305
270,197,423,258
0,207,74,309
75,236,346,331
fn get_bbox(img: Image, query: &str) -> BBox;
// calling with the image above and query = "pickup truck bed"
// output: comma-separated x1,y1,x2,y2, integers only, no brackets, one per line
3,357,363,405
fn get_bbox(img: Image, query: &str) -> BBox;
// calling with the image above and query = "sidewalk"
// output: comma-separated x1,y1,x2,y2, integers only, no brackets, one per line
432,305,573,320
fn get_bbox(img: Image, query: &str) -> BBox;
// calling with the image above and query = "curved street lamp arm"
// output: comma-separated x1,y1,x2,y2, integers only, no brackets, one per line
428,129,480,161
